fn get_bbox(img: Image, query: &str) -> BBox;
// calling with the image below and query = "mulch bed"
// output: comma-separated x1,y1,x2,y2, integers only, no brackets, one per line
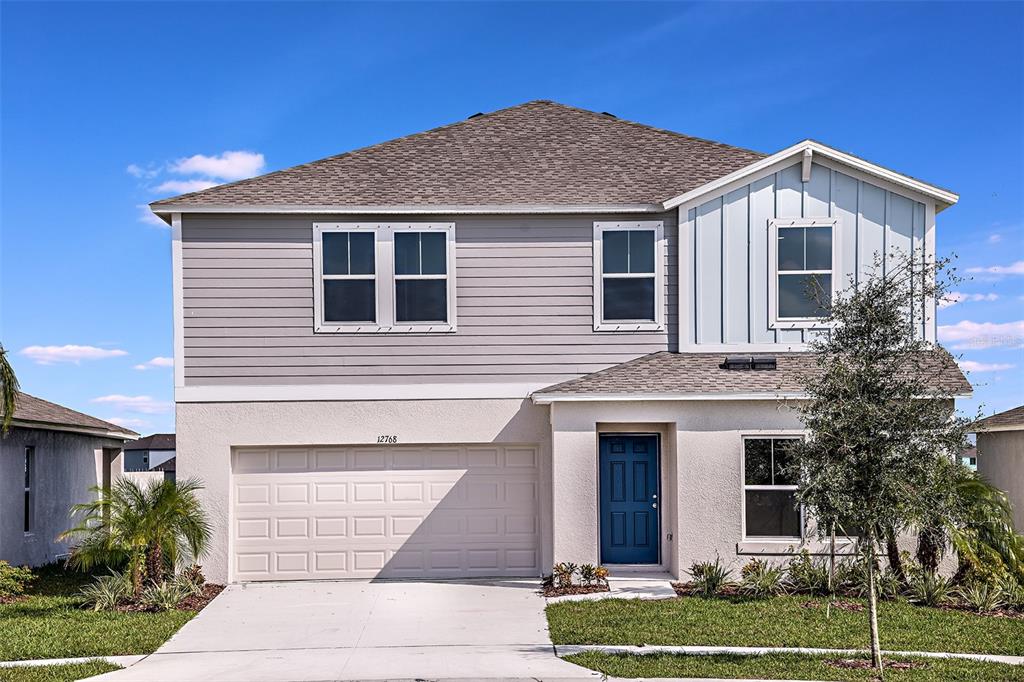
940,603,1024,620
113,584,224,613
543,584,610,597
0,594,28,605
827,658,927,671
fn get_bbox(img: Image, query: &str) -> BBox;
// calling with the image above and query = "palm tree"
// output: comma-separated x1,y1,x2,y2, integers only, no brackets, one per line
61,477,212,597
1,343,21,434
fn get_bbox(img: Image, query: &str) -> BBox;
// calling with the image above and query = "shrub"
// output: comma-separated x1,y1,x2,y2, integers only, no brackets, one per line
999,575,1024,611
579,564,597,586
785,551,831,594
174,571,206,598
957,582,1004,613
739,559,786,598
906,572,953,607
688,557,732,597
0,561,35,598
79,571,131,611
876,568,903,600
595,566,609,586
141,580,188,611
552,562,577,589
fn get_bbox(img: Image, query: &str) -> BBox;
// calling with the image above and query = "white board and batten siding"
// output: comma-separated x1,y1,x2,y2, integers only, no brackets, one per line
181,213,678,388
679,160,934,349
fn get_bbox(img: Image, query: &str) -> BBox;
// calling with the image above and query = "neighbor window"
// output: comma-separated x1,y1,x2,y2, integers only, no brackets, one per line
313,223,455,332
743,437,801,539
770,218,837,325
24,446,34,533
594,221,664,331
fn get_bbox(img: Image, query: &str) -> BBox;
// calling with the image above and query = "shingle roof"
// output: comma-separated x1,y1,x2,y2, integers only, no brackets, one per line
2,392,139,438
975,405,1024,432
150,100,764,210
533,350,971,398
152,456,176,472
124,433,176,451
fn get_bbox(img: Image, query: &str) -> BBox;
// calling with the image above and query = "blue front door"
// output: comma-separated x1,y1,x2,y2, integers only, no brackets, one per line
599,434,659,564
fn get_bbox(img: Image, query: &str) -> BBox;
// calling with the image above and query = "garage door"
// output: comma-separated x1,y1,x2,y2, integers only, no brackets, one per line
231,444,541,581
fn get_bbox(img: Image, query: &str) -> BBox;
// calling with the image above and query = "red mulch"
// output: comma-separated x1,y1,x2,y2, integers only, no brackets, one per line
113,584,224,613
543,584,610,597
827,658,927,671
0,594,28,605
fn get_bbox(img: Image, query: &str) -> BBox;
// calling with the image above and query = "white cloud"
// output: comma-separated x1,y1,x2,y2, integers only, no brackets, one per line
957,360,1016,373
169,151,265,181
126,163,159,179
133,356,174,371
966,261,1024,276
136,204,167,227
20,345,128,365
153,179,219,194
938,320,1024,350
106,416,150,429
91,394,172,414
988,234,1002,244
938,292,1000,308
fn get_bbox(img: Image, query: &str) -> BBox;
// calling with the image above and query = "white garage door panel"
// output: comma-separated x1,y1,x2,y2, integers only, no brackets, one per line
231,445,541,581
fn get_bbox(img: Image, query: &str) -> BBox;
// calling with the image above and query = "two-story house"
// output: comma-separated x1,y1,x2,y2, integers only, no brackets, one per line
150,101,970,584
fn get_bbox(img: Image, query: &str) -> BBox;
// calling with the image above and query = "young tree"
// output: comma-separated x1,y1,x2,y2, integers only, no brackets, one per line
787,255,974,676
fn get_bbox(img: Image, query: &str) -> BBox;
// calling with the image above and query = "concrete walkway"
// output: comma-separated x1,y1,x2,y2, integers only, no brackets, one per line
84,580,598,681
547,571,677,603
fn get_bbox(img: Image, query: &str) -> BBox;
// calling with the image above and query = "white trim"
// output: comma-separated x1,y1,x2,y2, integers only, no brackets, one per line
391,223,458,332
592,221,665,332
767,217,841,330
9,419,137,440
800,148,813,183
533,392,807,404
172,213,185,388
663,140,958,212
677,343,808,352
152,203,663,219
975,423,1024,434
176,382,547,403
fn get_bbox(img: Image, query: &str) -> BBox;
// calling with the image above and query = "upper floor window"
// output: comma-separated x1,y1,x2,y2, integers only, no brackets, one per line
769,218,838,327
314,223,456,333
593,221,665,331
742,437,802,539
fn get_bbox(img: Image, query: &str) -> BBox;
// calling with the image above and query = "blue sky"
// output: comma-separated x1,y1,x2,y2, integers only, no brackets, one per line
2,1,1021,434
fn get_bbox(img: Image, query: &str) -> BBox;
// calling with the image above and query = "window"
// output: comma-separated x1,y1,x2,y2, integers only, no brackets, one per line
24,446,34,533
593,221,664,331
313,223,455,332
769,218,838,326
743,437,801,539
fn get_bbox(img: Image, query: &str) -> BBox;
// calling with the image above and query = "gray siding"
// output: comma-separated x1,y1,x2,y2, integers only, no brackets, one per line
182,213,678,386
681,161,931,347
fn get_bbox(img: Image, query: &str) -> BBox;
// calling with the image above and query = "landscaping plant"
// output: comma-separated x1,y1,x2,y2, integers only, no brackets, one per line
579,564,597,586
906,572,953,608
79,571,131,611
688,557,732,597
553,562,578,589
141,580,190,612
0,561,35,599
0,341,20,434
785,551,831,595
785,254,975,676
739,559,786,598
956,581,1004,614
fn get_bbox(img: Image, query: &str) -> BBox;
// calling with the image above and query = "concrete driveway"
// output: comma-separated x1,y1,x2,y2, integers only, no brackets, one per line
89,579,599,681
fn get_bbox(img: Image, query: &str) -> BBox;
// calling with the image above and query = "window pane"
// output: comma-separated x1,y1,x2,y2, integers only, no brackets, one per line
323,280,375,322
394,232,420,275
603,277,655,321
777,227,804,271
420,232,447,275
772,439,798,485
602,231,629,274
348,232,375,275
744,439,772,485
745,490,801,538
629,230,655,274
322,233,350,275
805,227,832,270
778,273,831,318
396,279,447,323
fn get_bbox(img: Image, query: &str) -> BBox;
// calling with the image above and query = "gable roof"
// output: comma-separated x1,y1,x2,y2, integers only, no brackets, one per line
974,405,1024,432
2,392,139,439
124,433,176,451
150,100,765,214
532,350,971,402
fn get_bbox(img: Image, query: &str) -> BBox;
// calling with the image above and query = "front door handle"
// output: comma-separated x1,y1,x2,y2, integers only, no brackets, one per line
652,502,658,509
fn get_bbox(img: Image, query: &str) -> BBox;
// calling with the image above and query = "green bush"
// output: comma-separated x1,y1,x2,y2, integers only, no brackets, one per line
957,581,1004,613
739,559,786,598
0,560,35,598
79,571,131,611
784,551,831,594
141,580,188,611
688,557,732,597
999,575,1024,610
906,572,953,607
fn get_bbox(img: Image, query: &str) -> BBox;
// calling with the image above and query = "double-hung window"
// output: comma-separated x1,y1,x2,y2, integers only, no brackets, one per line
769,218,838,326
314,222,455,332
593,221,664,331
742,437,802,539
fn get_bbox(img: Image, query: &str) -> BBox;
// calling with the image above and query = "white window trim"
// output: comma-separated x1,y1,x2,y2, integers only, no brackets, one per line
740,435,804,542
313,222,456,333
767,217,840,330
593,220,665,332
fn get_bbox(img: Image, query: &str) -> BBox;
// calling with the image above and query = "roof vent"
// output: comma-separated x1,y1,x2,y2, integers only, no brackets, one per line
600,111,617,118
467,112,485,119
752,356,777,371
720,356,777,371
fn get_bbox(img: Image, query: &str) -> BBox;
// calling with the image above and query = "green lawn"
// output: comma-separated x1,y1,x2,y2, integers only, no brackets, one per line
0,662,121,682
546,595,1024,656
564,652,1024,681
0,565,195,661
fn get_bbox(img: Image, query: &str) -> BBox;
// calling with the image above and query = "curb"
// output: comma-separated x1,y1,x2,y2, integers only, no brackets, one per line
0,655,145,669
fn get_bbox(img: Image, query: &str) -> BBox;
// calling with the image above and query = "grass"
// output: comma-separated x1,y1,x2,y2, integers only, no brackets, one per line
546,595,1024,656
0,565,195,661
564,652,1024,681
0,662,121,682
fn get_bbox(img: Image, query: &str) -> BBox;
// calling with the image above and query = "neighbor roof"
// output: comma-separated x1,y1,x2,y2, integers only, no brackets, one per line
974,405,1024,432
150,100,765,212
2,392,139,439
124,433,176,451
532,350,971,401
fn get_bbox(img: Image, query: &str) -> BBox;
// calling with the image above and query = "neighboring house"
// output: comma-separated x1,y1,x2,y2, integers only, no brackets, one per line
0,392,138,566
975,405,1024,532
149,100,970,584
960,446,978,471
152,455,177,482
123,433,176,472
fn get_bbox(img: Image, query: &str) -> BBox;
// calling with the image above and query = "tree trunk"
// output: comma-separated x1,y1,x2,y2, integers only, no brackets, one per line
916,526,942,575
130,551,144,599
885,532,904,583
146,543,164,586
867,542,884,678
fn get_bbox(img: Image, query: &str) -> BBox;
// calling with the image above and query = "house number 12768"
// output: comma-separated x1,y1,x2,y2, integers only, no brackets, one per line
377,435,398,444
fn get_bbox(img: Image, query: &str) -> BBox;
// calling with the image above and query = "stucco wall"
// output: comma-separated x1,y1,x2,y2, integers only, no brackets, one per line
0,427,121,567
176,398,552,583
978,430,1024,532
